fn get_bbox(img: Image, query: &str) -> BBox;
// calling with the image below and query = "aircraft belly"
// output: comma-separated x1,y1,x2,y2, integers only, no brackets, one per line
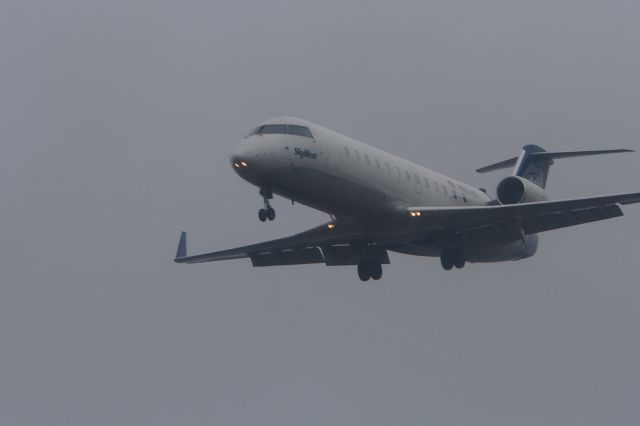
388,233,539,263
465,235,539,263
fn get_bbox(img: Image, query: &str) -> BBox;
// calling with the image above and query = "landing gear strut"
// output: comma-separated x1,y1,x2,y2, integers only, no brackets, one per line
258,187,275,222
440,248,466,271
357,260,383,282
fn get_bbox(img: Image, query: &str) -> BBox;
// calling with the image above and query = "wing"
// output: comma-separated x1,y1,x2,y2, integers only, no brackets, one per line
174,222,388,267
407,192,640,237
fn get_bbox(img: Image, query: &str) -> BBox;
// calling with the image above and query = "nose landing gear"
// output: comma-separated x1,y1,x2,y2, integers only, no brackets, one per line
258,187,276,222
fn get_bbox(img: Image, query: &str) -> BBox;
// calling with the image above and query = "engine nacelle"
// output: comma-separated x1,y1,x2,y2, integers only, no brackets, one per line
496,176,549,205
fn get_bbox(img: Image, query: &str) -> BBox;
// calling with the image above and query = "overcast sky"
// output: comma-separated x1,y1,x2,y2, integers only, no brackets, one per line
2,0,640,425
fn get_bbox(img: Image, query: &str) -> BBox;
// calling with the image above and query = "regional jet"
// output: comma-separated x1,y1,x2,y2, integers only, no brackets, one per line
175,117,639,281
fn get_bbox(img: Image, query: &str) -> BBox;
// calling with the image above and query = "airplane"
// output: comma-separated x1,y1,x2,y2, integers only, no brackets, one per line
175,116,639,281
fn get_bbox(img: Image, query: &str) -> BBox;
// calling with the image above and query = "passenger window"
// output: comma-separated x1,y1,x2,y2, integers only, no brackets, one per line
385,162,391,173
443,186,448,196
364,154,370,165
463,196,468,203
261,124,288,134
354,150,360,161
423,177,430,188
375,158,380,169
288,125,313,138
404,170,410,181
394,166,401,179
344,147,350,157
434,182,439,192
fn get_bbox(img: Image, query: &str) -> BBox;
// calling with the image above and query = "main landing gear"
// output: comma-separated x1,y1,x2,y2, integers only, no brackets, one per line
258,187,275,222
357,260,383,282
258,207,275,222
440,248,466,271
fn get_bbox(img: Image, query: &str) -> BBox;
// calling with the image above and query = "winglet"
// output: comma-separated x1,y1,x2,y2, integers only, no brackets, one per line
175,231,187,260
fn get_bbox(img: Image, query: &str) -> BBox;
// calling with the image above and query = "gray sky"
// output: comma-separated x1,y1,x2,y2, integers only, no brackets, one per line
2,0,640,425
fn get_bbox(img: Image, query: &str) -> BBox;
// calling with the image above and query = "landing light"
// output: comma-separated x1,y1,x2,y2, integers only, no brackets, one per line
233,162,240,168
241,161,248,167
409,211,422,217
327,223,335,230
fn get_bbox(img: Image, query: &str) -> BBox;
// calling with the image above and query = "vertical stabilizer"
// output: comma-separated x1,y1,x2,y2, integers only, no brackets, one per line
513,144,552,188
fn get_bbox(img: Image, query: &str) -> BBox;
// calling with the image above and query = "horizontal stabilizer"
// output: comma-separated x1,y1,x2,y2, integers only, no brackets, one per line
475,157,518,173
476,149,634,173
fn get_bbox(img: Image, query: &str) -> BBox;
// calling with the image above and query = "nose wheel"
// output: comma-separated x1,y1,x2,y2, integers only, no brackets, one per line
258,187,275,222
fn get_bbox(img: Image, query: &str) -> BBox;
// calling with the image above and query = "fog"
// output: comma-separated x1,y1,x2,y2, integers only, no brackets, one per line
1,1,639,424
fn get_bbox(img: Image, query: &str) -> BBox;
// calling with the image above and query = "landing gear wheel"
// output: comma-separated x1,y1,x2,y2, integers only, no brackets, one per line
357,261,371,282
259,187,274,222
453,248,466,269
266,207,276,221
440,250,454,271
369,261,383,280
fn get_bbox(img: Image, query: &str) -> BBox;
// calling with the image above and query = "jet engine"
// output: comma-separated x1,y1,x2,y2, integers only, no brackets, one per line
496,176,549,205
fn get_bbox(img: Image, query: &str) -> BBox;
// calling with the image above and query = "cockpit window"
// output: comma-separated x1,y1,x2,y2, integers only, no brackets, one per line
245,124,314,138
261,124,288,134
245,127,262,138
288,125,313,138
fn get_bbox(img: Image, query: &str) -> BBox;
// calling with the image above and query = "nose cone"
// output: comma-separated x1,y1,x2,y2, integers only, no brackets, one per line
230,137,271,179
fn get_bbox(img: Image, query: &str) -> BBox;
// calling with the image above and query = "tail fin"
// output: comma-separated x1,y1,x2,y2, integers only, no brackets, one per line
476,145,634,188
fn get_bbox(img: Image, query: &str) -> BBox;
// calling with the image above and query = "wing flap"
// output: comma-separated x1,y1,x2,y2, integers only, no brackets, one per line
523,204,623,234
321,245,390,266
250,247,325,267
408,192,640,236
174,222,368,266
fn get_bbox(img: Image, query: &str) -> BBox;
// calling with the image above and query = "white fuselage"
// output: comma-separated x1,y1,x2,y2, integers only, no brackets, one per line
233,117,491,214
231,117,537,262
